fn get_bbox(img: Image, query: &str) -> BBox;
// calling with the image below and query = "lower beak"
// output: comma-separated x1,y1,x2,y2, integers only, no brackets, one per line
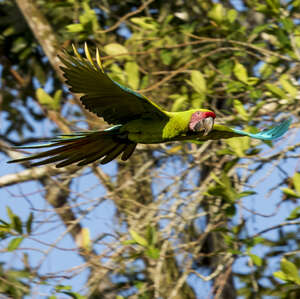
203,117,214,136
195,117,214,136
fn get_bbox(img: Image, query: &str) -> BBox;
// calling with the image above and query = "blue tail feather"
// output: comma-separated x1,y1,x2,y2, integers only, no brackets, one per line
232,118,292,141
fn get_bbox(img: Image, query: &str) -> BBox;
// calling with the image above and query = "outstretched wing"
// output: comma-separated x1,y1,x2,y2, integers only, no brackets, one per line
60,44,169,125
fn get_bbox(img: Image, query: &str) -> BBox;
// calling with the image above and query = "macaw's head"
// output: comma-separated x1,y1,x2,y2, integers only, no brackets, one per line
189,111,216,136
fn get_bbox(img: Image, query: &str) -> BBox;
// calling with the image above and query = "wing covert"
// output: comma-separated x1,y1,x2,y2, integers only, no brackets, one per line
60,44,169,125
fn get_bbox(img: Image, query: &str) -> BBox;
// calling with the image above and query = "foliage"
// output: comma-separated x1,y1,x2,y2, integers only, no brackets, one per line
0,0,299,298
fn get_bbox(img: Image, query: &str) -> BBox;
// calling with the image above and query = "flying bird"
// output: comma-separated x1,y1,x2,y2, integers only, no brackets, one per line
8,44,291,168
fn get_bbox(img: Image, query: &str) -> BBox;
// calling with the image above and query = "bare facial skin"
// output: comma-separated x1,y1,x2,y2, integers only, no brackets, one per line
189,111,216,135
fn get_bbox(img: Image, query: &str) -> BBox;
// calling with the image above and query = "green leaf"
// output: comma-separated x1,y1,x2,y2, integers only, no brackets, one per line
188,70,207,94
56,285,72,291
104,43,129,59
79,2,99,32
226,136,250,157
281,18,294,33
265,83,286,99
280,74,298,98
53,90,62,110
12,215,23,234
6,207,22,234
0,224,11,233
6,206,15,223
281,188,299,198
7,237,24,251
273,270,287,281
110,64,126,83
249,253,263,267
293,172,300,194
218,60,233,75
160,50,173,65
146,226,157,246
146,246,160,259
279,258,300,284
226,81,245,93
233,99,249,121
266,0,280,13
238,191,256,198
227,9,237,23
233,62,248,84
122,239,137,245
36,88,55,108
252,236,264,246
286,206,300,220
66,24,84,33
125,61,140,90
130,17,158,30
208,4,225,23
247,77,259,86
129,229,148,247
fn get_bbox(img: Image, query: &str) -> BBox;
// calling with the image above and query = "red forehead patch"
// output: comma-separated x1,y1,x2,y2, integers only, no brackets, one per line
202,111,216,119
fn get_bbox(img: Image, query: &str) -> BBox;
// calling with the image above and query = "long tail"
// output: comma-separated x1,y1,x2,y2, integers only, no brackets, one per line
8,130,137,168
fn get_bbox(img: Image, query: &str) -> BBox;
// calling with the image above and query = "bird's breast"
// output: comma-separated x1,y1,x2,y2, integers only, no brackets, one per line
122,117,189,144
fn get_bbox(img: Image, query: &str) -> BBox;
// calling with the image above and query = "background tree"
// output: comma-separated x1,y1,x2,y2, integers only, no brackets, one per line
0,0,299,298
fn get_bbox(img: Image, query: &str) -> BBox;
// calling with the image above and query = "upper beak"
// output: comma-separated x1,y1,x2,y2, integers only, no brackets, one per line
195,117,214,136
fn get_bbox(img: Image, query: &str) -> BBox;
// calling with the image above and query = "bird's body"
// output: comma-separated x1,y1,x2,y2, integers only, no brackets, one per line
122,109,208,143
8,44,291,167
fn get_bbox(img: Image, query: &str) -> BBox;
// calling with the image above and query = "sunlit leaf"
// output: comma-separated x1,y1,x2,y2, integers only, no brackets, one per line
280,74,298,98
53,90,62,110
104,43,129,59
249,253,263,267
208,4,225,23
125,61,140,90
130,17,158,30
265,83,286,99
227,9,237,23
66,24,84,33
292,172,300,194
7,237,24,251
233,62,248,84
281,188,299,198
36,88,55,108
233,99,249,121
187,70,207,94
129,229,148,247
146,246,160,259
286,206,300,220
275,258,300,284
226,136,250,157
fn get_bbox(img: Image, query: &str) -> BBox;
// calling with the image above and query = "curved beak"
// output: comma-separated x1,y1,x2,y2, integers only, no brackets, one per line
195,117,214,136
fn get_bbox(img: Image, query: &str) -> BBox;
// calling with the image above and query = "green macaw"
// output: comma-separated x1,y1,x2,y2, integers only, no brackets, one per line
8,44,291,168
